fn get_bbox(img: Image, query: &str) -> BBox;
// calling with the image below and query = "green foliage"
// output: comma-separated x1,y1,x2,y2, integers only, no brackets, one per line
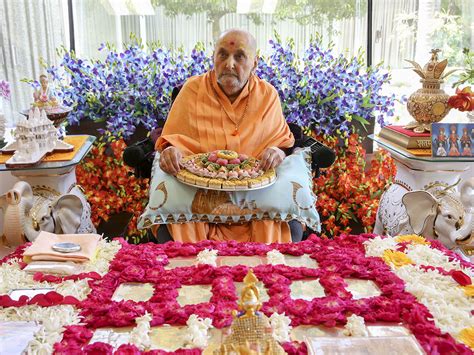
151,0,363,38
452,47,474,88
430,10,469,66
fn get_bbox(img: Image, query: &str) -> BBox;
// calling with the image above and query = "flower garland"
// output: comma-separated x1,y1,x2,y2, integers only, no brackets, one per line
47,234,471,353
364,235,474,351
0,305,81,354
0,239,121,308
2,235,472,353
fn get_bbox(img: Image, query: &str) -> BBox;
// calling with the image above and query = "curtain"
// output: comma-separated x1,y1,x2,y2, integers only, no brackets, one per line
0,0,68,127
73,0,367,59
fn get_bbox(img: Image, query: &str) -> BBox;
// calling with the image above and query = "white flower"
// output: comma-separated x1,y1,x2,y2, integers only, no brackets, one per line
267,250,286,265
196,249,218,267
83,239,122,275
363,236,397,257
343,314,368,337
184,314,213,348
394,265,474,336
129,312,152,350
269,312,292,342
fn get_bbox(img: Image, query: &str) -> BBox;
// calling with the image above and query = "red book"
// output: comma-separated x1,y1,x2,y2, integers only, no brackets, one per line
379,125,431,149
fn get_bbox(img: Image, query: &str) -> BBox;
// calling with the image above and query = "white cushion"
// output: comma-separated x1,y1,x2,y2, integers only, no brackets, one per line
138,148,320,232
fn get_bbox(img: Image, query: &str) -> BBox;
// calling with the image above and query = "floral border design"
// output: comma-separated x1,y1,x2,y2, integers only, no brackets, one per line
50,235,473,354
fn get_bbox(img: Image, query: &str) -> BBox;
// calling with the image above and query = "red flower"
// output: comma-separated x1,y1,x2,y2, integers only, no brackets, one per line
83,342,114,355
448,87,474,112
114,344,141,355
451,270,472,286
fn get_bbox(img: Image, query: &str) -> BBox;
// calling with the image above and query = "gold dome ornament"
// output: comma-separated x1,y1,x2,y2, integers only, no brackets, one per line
405,49,457,133
209,269,286,355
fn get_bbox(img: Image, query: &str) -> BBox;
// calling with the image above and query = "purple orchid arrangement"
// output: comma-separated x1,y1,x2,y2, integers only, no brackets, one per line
0,80,11,101
37,34,397,138
42,40,211,139
256,34,398,136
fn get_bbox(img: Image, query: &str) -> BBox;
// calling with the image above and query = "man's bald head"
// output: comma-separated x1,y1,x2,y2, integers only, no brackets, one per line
215,29,257,57
213,29,259,102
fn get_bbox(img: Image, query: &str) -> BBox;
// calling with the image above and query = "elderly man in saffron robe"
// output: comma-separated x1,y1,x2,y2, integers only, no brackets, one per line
155,29,295,243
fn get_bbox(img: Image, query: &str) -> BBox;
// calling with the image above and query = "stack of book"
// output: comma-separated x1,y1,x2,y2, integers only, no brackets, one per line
378,125,431,156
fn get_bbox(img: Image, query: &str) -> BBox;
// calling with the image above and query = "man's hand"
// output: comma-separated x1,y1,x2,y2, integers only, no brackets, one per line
159,146,182,175
259,147,286,171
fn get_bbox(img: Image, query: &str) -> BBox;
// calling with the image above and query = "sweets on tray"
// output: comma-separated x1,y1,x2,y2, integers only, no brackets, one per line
177,150,276,190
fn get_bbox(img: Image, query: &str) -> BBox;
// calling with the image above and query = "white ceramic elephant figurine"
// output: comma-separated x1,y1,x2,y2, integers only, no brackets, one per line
0,181,33,246
0,181,96,244
374,178,474,249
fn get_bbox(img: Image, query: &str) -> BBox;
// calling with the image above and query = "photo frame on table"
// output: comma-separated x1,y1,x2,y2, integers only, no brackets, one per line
431,122,473,157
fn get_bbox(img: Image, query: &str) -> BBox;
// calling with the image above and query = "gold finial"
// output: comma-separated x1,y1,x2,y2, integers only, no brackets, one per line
430,48,441,61
210,269,286,354
238,269,262,318
405,49,451,80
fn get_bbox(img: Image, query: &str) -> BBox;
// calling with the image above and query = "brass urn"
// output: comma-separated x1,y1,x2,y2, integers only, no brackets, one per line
405,49,456,133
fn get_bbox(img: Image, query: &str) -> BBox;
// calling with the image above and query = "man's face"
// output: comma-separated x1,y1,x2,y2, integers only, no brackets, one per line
213,33,257,98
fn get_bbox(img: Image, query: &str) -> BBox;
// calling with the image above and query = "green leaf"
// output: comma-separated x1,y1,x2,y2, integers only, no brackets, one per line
353,114,370,129
318,91,338,105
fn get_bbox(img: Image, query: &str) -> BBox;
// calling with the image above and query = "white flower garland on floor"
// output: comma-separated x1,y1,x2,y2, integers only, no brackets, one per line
343,314,368,337
184,314,213,348
405,243,474,276
267,250,286,265
0,258,52,293
0,240,122,354
195,249,218,267
364,236,474,346
364,236,397,257
129,312,153,350
394,265,474,336
0,305,81,355
269,312,292,342
83,239,122,275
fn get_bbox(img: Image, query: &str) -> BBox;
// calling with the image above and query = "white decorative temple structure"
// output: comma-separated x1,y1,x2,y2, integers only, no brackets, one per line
0,108,73,168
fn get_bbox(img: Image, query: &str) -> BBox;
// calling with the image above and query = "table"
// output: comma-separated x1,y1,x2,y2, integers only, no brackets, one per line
370,134,473,257
0,135,95,239
0,135,95,194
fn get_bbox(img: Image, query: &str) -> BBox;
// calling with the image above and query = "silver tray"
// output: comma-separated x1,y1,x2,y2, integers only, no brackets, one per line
177,176,277,192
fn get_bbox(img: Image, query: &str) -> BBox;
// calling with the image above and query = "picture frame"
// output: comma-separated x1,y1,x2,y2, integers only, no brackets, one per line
431,123,473,157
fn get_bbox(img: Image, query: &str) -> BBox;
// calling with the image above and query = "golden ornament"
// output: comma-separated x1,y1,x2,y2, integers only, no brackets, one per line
405,49,456,133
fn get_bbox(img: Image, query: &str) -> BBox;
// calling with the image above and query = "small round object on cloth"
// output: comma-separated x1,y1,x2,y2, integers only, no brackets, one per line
52,242,81,253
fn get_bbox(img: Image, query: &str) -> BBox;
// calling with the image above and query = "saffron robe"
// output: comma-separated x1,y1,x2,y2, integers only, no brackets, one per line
155,70,295,243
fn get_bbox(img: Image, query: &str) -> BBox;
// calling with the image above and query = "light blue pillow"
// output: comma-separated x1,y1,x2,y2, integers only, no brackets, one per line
138,148,320,232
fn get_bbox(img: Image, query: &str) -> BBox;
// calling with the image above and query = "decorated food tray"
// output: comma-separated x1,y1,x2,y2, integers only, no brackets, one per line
176,150,276,191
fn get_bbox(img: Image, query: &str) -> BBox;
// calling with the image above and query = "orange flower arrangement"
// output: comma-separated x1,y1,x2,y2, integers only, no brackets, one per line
76,136,150,242
448,87,474,112
77,132,396,242
313,133,397,237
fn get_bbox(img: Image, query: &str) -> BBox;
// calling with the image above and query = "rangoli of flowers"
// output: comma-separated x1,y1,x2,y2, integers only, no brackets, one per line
1,234,473,354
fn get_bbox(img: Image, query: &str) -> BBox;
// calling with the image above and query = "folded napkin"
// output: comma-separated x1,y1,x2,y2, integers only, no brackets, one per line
23,231,101,263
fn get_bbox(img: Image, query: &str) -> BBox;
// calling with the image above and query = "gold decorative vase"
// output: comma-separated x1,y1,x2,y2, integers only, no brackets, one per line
405,49,456,133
